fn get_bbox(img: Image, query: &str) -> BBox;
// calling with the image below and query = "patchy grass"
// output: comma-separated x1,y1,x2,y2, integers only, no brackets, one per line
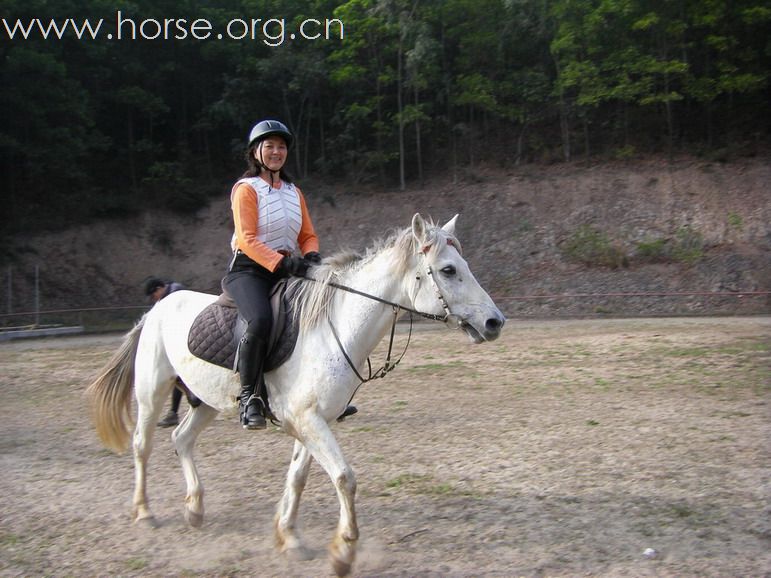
385,473,430,490
560,225,628,268
383,473,471,497
407,360,467,373
0,532,20,546
125,558,148,571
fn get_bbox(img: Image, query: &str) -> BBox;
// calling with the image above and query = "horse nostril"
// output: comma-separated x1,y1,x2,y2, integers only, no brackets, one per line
485,317,502,332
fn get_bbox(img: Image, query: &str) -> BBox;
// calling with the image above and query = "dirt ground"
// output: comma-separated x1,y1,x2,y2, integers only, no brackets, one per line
1,317,769,577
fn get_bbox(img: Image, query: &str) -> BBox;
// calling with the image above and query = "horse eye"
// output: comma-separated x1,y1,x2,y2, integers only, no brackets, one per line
440,265,456,276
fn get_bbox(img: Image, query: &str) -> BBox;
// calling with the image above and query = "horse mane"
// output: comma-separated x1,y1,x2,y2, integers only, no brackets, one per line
289,219,460,335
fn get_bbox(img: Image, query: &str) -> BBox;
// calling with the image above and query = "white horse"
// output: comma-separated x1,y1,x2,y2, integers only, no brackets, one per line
87,213,504,577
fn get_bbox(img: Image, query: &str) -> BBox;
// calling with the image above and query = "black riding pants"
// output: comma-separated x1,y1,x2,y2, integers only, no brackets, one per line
222,255,278,341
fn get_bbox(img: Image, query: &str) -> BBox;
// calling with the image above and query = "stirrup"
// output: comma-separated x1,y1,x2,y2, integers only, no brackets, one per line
241,395,267,430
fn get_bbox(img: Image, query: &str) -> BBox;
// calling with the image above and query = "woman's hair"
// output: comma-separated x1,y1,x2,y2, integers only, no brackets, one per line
241,140,294,183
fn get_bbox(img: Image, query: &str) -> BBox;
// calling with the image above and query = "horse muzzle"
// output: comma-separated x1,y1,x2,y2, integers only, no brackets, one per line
454,310,505,343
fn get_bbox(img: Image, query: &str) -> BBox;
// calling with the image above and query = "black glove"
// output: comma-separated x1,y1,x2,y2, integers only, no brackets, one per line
277,255,309,278
304,251,322,265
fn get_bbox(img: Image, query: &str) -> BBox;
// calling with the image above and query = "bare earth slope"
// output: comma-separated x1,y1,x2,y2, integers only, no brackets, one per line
6,156,770,317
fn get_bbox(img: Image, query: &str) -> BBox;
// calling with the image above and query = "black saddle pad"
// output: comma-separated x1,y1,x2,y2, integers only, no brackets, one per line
187,280,301,373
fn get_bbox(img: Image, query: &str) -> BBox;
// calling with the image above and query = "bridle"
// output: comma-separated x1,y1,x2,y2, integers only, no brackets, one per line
318,245,462,388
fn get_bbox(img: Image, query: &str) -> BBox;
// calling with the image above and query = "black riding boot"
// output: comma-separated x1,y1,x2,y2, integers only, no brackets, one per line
237,332,268,430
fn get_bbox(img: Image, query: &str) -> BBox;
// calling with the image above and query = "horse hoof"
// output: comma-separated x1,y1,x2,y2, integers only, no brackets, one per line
331,558,352,577
285,545,314,562
330,539,356,577
134,515,159,529
185,508,204,528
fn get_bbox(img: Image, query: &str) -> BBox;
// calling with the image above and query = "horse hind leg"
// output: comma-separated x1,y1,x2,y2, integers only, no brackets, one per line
131,375,175,527
275,440,314,560
131,331,177,527
172,403,218,528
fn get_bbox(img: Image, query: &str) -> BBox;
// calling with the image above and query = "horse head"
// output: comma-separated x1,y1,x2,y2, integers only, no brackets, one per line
409,213,505,343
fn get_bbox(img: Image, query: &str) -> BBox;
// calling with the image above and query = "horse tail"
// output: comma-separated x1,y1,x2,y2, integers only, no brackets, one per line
86,314,145,453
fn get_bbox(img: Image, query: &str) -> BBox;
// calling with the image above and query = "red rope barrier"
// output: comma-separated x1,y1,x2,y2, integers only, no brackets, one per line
0,291,768,320
494,290,771,301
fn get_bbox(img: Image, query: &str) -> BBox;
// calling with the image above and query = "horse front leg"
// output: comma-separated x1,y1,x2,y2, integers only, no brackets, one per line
291,415,358,577
274,439,314,560
172,403,218,528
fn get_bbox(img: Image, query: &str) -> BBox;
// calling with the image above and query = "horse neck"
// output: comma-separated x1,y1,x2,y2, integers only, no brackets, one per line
330,248,414,358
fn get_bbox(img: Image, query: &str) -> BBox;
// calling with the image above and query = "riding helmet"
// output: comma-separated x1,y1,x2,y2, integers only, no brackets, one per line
248,120,293,148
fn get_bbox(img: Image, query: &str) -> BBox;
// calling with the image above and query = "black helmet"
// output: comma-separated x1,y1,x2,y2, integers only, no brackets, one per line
247,120,293,148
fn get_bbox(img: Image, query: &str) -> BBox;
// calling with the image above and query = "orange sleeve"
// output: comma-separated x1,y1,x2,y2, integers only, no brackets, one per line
231,183,285,271
295,185,320,255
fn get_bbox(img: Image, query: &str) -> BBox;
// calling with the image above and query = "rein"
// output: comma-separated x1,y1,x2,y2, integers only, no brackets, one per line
325,279,448,323
323,245,462,325
325,297,414,417
320,278,423,387
326,305,414,385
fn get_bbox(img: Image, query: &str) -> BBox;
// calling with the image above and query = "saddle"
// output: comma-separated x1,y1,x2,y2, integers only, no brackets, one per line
187,279,359,424
187,279,301,375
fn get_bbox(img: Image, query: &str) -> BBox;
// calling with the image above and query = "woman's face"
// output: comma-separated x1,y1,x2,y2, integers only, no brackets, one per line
256,136,288,172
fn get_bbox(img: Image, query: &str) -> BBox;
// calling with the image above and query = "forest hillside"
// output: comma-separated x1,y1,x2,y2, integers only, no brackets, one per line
3,1,769,322
3,0,769,237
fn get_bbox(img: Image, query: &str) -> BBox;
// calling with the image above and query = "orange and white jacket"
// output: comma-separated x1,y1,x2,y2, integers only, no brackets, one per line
230,177,319,272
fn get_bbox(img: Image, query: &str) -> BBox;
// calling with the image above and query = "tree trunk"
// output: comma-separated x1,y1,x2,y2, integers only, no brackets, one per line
397,30,406,191
303,104,312,179
515,120,528,166
414,84,424,188
553,56,571,162
664,74,674,157
318,99,326,165
468,105,475,166
583,113,590,158
374,48,386,187
127,108,136,189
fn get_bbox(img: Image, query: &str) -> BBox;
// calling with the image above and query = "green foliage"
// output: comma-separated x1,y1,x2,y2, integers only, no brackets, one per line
614,144,637,159
561,225,628,268
671,226,705,264
635,227,705,265
0,0,768,234
636,238,670,262
727,212,744,231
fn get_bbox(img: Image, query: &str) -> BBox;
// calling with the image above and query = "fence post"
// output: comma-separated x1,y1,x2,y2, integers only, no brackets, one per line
6,265,11,314
34,265,40,327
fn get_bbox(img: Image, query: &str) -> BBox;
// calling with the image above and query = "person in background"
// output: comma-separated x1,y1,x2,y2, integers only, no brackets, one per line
143,276,186,427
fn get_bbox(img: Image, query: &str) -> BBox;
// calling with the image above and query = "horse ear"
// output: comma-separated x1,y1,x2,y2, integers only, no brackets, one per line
442,214,459,235
411,213,427,245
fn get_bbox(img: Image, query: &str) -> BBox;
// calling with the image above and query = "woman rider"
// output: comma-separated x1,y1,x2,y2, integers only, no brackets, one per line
223,120,321,430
